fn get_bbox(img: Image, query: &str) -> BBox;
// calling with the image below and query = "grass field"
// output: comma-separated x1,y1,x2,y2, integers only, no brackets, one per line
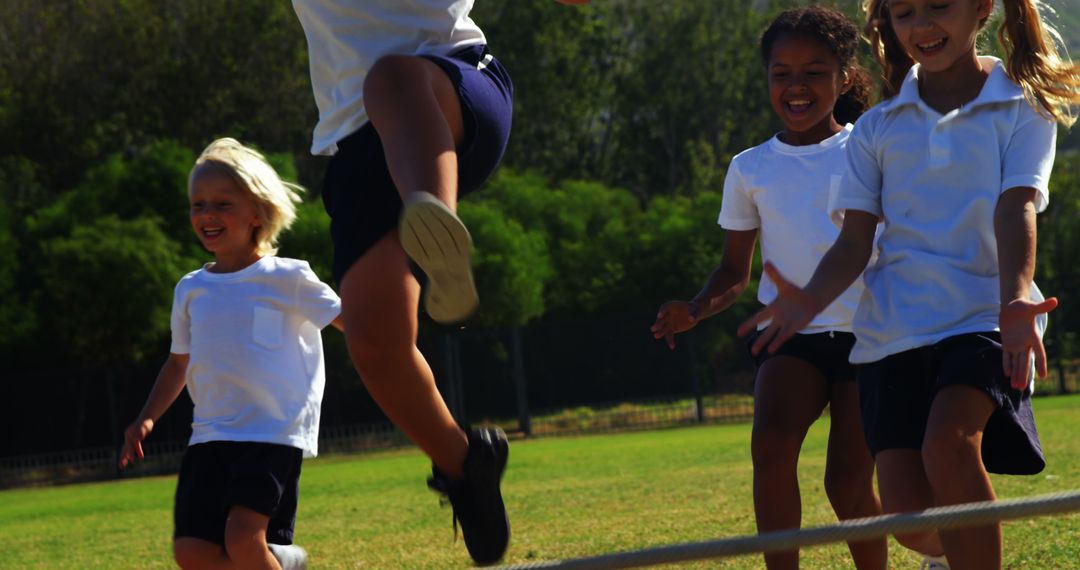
2,395,1079,569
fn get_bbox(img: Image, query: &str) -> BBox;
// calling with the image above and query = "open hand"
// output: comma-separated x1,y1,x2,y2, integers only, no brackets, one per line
119,419,154,469
1000,297,1058,390
738,263,820,356
651,301,702,350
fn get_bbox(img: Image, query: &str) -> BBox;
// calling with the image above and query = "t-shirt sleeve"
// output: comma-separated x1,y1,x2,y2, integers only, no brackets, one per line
1001,103,1056,213
831,116,883,226
717,157,760,230
294,262,342,329
169,279,191,355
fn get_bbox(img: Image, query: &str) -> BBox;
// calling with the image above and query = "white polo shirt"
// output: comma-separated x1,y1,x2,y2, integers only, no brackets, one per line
292,0,486,155
719,124,866,333
831,57,1055,364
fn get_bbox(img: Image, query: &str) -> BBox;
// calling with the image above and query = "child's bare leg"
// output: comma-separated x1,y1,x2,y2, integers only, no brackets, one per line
824,382,887,570
173,517,280,570
364,55,464,208
923,385,1000,570
173,537,233,570
339,232,468,477
751,357,829,570
223,506,280,569
875,449,945,556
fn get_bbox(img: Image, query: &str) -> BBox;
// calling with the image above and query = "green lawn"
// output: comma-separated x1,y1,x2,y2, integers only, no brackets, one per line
2,395,1079,569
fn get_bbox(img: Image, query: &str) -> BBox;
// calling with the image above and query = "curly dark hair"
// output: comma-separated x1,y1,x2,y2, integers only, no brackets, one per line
760,6,873,125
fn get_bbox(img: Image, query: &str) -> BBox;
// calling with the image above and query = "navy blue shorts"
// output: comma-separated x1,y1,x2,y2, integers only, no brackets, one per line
322,44,514,283
856,332,1044,475
173,441,303,545
747,330,857,385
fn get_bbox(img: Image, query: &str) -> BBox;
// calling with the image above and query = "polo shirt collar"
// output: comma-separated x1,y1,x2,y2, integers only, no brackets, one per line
878,56,1024,114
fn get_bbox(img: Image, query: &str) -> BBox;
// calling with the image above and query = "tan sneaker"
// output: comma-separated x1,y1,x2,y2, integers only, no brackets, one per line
399,192,478,323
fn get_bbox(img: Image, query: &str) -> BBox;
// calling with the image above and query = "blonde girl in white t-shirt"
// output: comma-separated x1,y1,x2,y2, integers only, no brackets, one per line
119,138,342,570
652,7,886,569
741,1,1080,568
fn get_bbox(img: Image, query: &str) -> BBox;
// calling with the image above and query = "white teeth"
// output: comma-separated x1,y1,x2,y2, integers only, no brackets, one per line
203,228,223,237
918,39,945,50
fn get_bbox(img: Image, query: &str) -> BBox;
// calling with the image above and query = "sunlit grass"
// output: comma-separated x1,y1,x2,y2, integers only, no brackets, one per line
2,395,1078,569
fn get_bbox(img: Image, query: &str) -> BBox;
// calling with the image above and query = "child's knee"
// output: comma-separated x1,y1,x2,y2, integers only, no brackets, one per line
750,426,801,470
823,466,872,510
894,530,938,553
921,431,980,481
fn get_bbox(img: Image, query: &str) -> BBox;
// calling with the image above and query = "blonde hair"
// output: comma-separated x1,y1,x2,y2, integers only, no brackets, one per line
863,0,1080,125
189,138,304,256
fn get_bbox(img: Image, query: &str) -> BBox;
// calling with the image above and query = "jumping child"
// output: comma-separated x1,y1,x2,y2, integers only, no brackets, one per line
120,138,342,570
288,0,588,563
651,7,886,569
740,0,1080,567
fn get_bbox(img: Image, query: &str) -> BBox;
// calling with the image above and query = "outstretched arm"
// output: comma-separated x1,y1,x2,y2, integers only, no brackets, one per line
739,210,877,355
651,229,757,350
996,187,1058,389
119,353,189,469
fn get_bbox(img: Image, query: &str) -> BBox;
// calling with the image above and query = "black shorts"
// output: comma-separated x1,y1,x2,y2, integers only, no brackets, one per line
322,44,514,283
174,441,304,545
747,330,857,385
856,332,1044,475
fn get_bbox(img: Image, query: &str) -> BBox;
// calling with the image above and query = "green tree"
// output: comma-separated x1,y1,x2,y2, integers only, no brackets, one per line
38,217,190,366
0,199,36,351
278,200,334,284
1038,150,1080,361
460,200,553,327
476,1,776,196
25,140,195,249
0,0,314,194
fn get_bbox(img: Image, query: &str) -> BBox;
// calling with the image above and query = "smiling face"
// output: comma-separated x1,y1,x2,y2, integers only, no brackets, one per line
767,33,849,145
188,163,263,270
886,0,992,73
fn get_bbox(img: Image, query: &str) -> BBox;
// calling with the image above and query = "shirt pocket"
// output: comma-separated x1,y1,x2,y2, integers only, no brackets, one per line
252,306,284,350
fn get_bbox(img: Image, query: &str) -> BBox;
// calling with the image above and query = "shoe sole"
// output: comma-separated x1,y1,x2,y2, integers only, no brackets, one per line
399,193,479,324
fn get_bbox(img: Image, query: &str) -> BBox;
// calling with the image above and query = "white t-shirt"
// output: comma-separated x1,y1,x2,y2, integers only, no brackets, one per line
170,256,342,457
832,57,1055,364
719,124,867,333
292,0,487,155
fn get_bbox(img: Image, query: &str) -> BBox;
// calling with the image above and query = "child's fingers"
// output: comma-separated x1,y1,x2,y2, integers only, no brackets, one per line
750,325,776,356
1010,349,1030,390
650,320,664,335
1002,350,1012,379
738,309,768,337
768,325,795,355
1036,297,1059,314
1034,340,1049,379
665,331,676,351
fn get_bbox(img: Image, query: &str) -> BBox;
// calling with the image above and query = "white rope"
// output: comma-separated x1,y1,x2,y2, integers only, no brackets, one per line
496,490,1080,570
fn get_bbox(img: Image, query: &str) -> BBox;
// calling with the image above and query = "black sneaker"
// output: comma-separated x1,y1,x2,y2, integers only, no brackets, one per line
427,427,510,565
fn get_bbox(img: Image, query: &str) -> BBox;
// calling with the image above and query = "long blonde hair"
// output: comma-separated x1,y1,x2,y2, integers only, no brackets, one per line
190,138,304,256
863,0,1080,125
